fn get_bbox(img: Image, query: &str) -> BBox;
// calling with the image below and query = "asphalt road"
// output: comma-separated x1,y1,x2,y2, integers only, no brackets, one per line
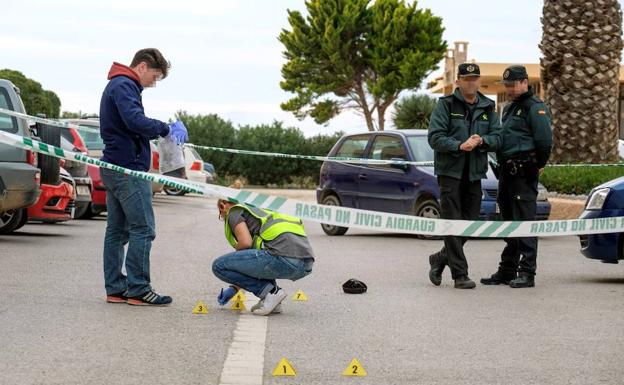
1,194,623,385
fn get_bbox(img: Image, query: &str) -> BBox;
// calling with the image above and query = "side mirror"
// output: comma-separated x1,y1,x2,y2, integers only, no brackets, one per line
389,158,409,171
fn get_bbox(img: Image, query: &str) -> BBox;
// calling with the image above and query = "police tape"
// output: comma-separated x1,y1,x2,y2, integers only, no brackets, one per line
0,107,101,135
183,143,434,166
3,107,624,168
1,129,621,239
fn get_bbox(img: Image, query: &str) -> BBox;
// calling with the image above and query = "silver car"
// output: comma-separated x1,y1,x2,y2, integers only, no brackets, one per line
0,79,41,234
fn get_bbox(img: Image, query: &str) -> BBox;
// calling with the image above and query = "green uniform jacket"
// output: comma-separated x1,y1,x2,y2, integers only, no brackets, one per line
428,89,502,181
497,87,553,168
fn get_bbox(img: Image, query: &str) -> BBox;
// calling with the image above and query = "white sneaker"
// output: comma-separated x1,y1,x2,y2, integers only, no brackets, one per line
252,289,286,316
251,300,282,314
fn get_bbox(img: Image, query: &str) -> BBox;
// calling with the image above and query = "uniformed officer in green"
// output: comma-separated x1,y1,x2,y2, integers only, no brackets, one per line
427,63,502,289
481,65,553,288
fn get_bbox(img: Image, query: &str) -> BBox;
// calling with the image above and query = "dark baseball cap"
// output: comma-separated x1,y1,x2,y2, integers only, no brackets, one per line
499,65,528,83
457,63,480,78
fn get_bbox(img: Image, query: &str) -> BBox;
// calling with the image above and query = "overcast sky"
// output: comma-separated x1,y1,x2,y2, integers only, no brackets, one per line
2,0,617,136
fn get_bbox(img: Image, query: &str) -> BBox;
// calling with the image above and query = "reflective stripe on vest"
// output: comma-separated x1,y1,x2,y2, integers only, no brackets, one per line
224,204,307,249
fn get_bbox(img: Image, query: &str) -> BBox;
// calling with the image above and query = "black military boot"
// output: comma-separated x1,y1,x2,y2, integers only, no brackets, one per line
454,276,476,289
480,271,517,285
428,252,445,286
509,273,534,288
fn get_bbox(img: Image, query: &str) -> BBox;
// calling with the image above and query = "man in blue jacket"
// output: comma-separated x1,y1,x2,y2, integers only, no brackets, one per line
100,48,188,306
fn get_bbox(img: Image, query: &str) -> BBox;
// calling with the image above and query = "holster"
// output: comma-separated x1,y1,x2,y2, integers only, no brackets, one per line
501,152,538,178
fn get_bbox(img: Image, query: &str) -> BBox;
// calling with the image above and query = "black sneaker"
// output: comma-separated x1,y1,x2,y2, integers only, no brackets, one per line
480,271,516,285
509,274,535,288
428,253,445,286
127,291,173,306
106,292,128,303
454,276,476,289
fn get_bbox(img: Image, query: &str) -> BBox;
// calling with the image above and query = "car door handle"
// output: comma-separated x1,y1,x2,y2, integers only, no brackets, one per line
358,173,368,180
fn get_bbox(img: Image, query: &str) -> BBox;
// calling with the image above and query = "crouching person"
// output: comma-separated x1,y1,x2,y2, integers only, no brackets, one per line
212,197,315,315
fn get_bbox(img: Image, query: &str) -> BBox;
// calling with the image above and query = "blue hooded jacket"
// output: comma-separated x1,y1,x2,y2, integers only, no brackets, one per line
100,62,170,171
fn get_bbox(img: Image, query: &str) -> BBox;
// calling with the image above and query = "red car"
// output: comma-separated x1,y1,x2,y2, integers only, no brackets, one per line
60,126,92,218
28,167,76,223
86,164,107,218
63,119,163,218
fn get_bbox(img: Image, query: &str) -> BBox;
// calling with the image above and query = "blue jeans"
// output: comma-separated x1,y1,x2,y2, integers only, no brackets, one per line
212,249,314,298
101,168,156,297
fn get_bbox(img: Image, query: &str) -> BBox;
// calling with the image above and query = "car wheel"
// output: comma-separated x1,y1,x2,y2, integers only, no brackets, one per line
74,205,89,219
78,203,98,219
320,194,348,236
0,209,24,234
12,209,29,231
164,186,187,196
414,198,442,240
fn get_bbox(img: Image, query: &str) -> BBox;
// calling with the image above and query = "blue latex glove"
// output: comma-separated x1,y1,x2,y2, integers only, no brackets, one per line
168,120,189,145
217,286,237,306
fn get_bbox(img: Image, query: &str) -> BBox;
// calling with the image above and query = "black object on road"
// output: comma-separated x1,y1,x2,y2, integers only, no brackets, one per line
342,279,367,294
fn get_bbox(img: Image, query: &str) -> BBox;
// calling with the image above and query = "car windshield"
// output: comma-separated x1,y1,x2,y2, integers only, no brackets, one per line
80,128,105,150
406,135,434,163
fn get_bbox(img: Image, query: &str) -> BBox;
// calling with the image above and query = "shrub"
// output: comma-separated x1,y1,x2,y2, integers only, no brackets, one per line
540,165,624,195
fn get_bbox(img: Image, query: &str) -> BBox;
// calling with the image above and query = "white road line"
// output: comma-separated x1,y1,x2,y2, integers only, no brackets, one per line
218,295,268,385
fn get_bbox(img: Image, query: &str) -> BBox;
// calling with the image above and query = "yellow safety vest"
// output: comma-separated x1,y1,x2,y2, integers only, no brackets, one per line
224,204,307,249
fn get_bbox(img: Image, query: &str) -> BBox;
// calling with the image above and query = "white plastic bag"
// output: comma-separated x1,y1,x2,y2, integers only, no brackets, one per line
157,136,185,174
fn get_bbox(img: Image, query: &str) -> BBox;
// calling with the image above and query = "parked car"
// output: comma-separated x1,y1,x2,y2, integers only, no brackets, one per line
62,119,163,216
162,146,210,196
203,162,216,183
578,176,624,263
316,130,551,236
59,126,91,218
28,167,76,223
0,79,41,234
86,164,106,218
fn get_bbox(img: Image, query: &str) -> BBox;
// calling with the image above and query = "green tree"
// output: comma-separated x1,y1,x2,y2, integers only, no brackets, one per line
175,111,237,175
0,69,61,117
232,121,309,185
392,93,437,129
299,131,345,179
279,0,446,131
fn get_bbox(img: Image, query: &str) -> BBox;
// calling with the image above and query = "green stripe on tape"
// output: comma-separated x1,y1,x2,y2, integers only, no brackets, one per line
249,193,270,207
461,221,484,237
478,221,505,237
234,190,252,204
497,221,522,238
38,143,49,152
54,147,64,157
24,137,33,147
267,197,286,211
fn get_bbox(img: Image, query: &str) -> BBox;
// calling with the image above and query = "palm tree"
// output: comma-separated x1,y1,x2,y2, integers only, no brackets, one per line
392,94,438,129
540,0,623,163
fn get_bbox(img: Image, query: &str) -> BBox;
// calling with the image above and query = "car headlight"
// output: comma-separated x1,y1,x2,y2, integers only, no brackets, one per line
586,187,611,210
537,185,548,201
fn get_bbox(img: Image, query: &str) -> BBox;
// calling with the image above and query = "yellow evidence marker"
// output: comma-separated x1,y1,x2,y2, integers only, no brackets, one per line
291,289,308,301
342,358,367,377
233,290,247,302
230,300,247,311
192,301,208,314
272,357,296,376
